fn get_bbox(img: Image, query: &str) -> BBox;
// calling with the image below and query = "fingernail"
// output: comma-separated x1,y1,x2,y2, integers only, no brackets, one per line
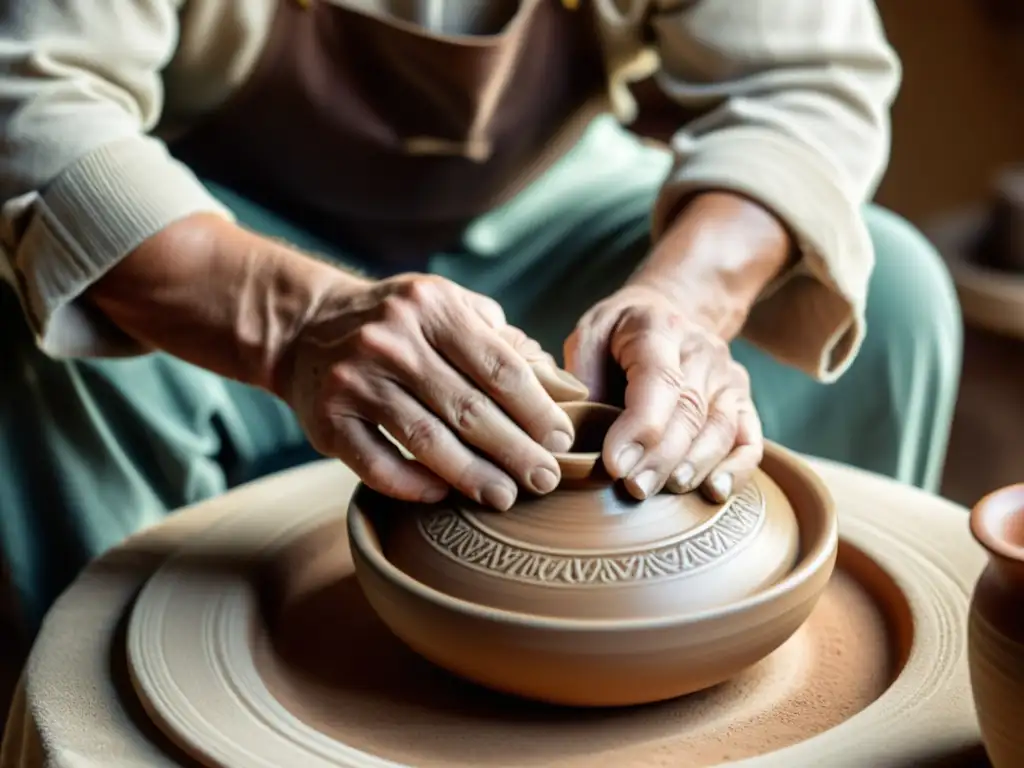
667,462,696,494
614,443,644,477
528,467,559,494
482,482,516,512
420,486,449,503
544,429,574,453
629,469,659,500
710,471,733,501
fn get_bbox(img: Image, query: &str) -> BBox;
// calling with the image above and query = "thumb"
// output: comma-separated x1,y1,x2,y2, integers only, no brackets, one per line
498,326,589,402
563,321,613,403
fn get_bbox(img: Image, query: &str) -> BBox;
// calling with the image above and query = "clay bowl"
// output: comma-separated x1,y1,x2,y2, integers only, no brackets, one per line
348,402,838,707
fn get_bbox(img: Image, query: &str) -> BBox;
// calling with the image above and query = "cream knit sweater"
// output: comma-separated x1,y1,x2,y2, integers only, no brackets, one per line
0,0,900,381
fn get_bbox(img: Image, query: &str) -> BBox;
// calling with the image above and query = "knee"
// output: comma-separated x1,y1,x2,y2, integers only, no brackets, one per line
861,205,963,390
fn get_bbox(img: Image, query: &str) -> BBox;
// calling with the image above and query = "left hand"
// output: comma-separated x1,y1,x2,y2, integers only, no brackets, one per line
564,284,763,503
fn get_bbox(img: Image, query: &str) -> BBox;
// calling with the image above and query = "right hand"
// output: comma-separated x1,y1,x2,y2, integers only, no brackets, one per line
277,273,589,510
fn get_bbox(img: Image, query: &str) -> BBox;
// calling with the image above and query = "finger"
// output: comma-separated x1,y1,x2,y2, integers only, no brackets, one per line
330,415,450,503
602,330,713,480
466,292,507,329
499,326,589,402
617,404,703,500
366,381,521,511
427,313,577,454
533,364,591,403
665,391,740,497
699,403,764,503
408,343,564,496
352,316,564,496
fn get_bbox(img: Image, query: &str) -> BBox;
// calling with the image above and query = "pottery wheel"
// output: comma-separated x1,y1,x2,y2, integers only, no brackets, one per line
125,463,978,768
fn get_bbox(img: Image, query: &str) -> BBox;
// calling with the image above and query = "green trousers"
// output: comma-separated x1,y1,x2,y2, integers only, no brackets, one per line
0,118,961,633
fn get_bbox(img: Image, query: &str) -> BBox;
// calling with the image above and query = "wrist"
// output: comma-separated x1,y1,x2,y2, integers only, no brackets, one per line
630,191,794,339
260,243,372,396
87,213,369,390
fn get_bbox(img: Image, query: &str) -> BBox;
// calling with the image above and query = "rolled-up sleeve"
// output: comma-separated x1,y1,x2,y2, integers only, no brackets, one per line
0,1,233,358
600,0,901,381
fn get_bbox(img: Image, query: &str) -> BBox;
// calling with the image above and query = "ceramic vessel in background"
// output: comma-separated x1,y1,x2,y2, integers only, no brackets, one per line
348,401,839,707
969,484,1024,768
973,167,1024,273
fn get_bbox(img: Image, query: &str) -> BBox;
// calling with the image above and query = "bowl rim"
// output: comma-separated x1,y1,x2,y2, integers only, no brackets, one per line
548,401,620,468
347,440,838,632
970,482,1024,563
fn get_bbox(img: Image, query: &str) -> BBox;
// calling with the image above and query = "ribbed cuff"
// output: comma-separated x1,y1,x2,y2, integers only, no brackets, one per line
7,134,233,358
653,127,874,382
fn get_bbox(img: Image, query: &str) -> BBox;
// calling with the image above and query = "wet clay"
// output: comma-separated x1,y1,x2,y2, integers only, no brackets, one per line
254,518,899,768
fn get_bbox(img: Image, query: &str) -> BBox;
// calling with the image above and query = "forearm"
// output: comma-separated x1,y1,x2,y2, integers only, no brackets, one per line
85,214,369,391
601,0,898,381
630,192,793,340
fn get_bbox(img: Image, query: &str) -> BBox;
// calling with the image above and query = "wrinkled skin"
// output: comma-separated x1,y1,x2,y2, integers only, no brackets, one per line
280,273,761,510
566,284,762,504
90,195,775,513
281,273,589,510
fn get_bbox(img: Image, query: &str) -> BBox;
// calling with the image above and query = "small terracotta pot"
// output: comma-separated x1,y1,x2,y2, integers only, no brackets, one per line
348,402,838,707
969,484,1024,767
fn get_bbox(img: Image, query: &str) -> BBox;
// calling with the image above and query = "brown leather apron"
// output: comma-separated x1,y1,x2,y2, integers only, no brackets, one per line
171,0,611,270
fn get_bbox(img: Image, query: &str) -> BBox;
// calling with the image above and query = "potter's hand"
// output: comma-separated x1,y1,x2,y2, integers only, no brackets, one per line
564,284,762,503
278,273,589,509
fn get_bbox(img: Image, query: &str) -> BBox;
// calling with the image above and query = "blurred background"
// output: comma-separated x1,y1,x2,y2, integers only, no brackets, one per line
873,0,1024,506
877,1,1024,222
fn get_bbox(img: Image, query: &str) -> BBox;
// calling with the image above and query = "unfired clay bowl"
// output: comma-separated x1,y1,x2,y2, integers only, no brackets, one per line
348,402,838,707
